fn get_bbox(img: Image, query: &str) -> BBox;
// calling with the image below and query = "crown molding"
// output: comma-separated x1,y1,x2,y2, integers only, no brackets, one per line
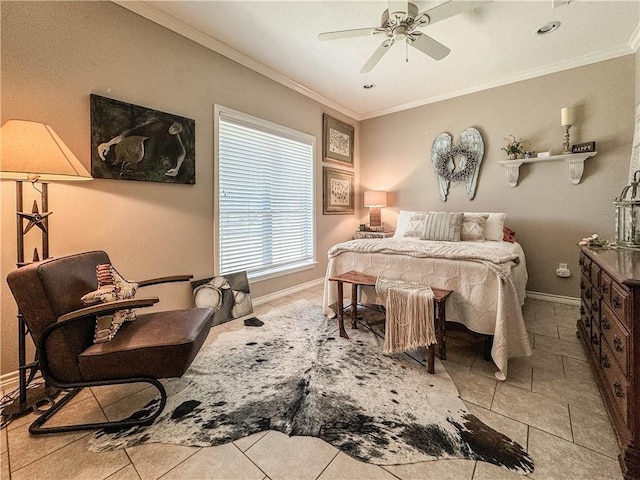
629,21,640,52
111,1,361,121
113,1,638,122
359,44,636,120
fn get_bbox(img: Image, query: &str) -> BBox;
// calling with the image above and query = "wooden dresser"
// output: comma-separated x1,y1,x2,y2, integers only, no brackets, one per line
578,247,640,480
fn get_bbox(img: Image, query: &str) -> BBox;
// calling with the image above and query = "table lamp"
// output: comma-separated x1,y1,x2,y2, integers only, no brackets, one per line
364,190,387,228
0,119,92,419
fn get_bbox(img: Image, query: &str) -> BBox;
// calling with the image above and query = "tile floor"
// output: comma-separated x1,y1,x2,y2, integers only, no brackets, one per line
0,285,625,479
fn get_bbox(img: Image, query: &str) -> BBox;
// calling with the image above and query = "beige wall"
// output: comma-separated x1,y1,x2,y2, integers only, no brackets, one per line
359,55,635,298
0,1,359,375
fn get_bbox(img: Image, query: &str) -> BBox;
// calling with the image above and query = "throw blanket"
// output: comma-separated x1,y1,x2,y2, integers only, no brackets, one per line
328,239,520,280
375,277,436,354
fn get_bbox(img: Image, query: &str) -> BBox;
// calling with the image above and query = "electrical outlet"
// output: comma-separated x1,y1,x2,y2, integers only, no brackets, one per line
556,263,571,278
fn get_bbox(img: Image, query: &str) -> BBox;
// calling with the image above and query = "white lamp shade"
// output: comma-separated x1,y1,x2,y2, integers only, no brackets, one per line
364,190,387,207
0,120,92,182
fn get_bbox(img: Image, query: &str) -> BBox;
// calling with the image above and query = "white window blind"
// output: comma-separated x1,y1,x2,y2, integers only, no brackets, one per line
217,108,315,279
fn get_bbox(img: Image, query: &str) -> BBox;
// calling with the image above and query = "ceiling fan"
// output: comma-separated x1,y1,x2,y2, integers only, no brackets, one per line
318,1,489,73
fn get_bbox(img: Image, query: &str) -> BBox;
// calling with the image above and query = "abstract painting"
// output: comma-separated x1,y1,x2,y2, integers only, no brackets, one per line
90,94,195,183
191,271,253,327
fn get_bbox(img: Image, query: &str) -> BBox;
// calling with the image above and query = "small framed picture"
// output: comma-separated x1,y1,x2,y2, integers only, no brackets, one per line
323,113,354,167
571,141,596,153
323,167,354,215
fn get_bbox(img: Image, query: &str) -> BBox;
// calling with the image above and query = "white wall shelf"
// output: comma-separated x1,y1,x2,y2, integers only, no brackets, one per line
497,152,597,187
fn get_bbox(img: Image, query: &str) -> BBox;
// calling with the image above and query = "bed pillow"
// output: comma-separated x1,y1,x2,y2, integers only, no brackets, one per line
394,210,422,238
420,212,463,241
461,213,489,241
402,212,429,238
503,226,517,243
465,212,506,241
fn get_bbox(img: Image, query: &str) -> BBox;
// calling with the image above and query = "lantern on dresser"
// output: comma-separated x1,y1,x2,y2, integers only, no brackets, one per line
615,170,640,248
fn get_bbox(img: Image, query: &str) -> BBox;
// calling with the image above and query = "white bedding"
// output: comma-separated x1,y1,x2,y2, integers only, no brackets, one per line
322,238,532,380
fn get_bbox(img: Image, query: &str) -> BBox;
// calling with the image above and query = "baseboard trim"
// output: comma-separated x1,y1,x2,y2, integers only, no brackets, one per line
252,277,325,306
1,370,19,392
526,290,580,306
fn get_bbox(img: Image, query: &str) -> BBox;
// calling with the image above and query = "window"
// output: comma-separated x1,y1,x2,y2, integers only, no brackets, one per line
216,106,315,280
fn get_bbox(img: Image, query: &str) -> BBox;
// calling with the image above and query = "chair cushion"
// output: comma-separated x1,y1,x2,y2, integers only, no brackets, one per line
78,308,213,381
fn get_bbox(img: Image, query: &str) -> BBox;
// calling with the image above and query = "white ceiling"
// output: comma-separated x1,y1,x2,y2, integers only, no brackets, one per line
118,1,639,120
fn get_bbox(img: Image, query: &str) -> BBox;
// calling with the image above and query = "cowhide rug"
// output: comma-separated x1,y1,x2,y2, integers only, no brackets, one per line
90,301,533,474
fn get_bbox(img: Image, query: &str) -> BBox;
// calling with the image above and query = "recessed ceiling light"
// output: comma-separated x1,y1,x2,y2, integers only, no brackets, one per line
536,21,561,35
363,83,376,89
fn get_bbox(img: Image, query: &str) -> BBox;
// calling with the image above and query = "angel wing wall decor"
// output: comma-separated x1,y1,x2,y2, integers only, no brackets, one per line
431,127,484,201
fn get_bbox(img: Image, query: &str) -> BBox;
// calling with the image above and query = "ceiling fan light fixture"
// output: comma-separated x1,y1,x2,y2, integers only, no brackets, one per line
536,21,561,35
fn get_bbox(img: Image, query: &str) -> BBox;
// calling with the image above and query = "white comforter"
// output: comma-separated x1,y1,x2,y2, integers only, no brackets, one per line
322,238,532,380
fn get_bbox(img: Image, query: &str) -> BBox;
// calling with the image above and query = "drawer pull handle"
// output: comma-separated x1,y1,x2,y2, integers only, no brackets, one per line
602,318,610,330
585,290,592,299
614,382,624,398
585,317,591,327
600,284,609,294
592,301,599,313
601,355,610,368
580,306,585,315
613,336,623,352
613,296,622,309
591,333,599,345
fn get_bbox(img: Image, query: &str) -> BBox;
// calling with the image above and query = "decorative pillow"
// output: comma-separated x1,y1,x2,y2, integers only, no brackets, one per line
461,213,489,241
191,271,253,327
394,210,422,238
402,212,428,238
421,212,463,241
503,226,517,243
81,264,139,343
465,212,506,241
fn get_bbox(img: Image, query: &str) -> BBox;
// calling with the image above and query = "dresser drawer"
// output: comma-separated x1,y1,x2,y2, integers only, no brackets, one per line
589,322,601,357
598,271,612,305
600,338,629,424
610,283,630,329
589,260,600,291
579,253,591,277
600,304,629,378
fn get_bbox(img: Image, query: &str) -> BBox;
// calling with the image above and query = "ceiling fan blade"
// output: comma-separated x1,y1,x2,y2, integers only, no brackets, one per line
318,27,381,41
360,39,395,73
387,0,408,16
408,33,451,60
422,0,491,25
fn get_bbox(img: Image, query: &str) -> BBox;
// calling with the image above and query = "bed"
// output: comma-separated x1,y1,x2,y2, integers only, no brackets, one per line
322,211,532,380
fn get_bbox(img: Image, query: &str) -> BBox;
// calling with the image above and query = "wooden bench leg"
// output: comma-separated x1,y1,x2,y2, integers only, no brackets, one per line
426,345,435,374
351,284,358,329
436,300,447,361
336,281,349,339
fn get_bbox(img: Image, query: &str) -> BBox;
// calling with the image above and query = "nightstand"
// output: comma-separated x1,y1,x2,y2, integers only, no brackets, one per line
353,231,394,239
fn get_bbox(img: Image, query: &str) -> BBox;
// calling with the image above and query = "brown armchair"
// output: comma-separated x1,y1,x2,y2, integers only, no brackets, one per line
6,250,214,435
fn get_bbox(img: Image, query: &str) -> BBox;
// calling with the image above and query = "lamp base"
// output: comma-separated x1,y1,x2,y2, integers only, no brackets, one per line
369,207,382,227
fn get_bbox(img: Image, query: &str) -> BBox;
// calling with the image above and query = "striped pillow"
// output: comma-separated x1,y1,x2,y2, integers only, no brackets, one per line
421,212,463,241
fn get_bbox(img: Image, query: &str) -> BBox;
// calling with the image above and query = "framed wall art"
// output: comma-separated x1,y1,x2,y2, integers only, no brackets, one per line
323,167,354,215
90,94,196,184
323,113,354,167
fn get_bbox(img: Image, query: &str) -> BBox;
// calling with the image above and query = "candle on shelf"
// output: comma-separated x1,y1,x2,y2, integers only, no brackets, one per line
561,107,573,126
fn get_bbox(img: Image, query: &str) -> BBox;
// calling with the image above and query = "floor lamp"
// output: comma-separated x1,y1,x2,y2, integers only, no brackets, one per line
0,119,92,419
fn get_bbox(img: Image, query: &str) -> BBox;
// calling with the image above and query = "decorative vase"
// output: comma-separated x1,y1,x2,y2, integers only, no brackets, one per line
508,153,518,160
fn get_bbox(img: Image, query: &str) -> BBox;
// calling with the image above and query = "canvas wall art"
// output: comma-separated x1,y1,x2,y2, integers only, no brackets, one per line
90,94,195,183
191,271,253,327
